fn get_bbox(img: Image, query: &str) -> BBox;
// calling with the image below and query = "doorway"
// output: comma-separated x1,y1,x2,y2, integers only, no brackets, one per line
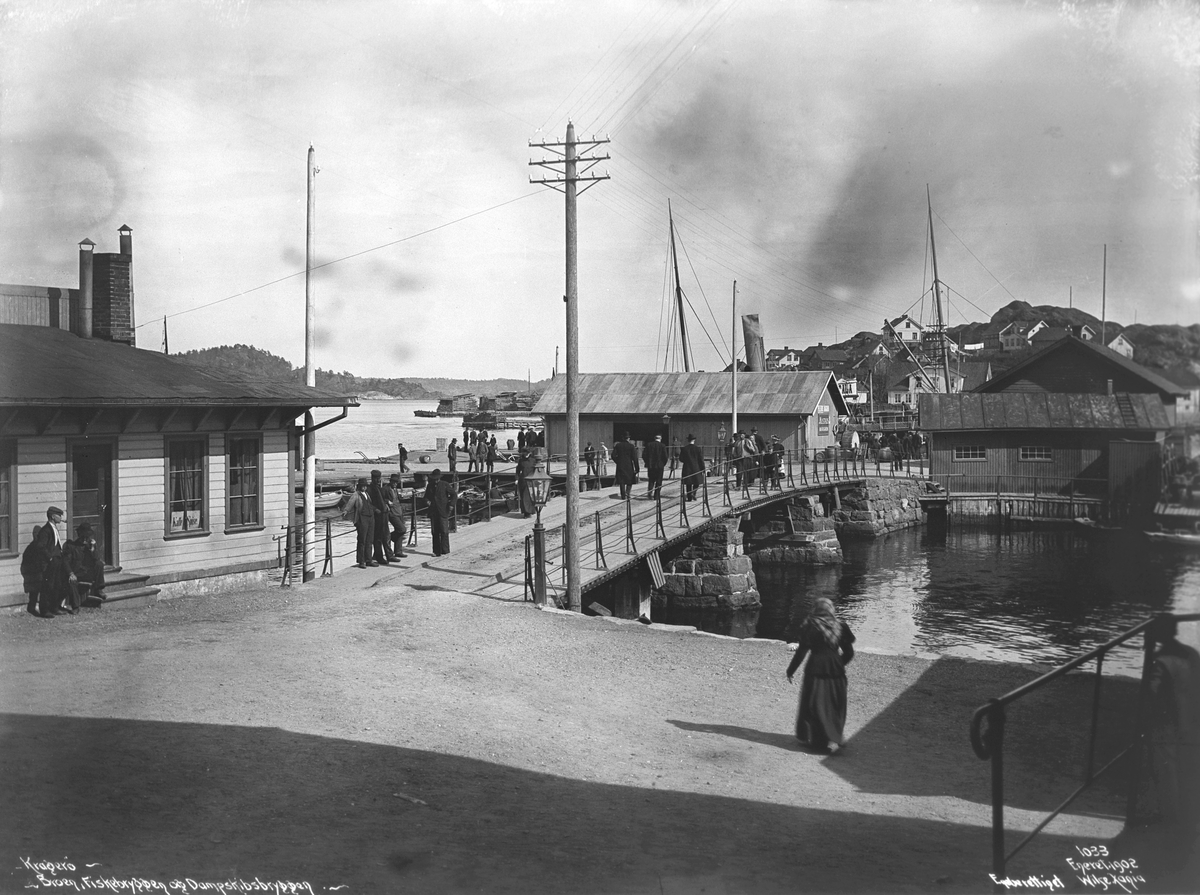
70,441,115,565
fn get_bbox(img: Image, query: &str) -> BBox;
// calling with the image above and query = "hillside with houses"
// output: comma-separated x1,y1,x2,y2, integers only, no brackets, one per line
761,302,1200,421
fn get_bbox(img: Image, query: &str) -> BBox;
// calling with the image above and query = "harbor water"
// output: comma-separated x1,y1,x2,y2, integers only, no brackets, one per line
320,400,1199,676
672,526,1200,676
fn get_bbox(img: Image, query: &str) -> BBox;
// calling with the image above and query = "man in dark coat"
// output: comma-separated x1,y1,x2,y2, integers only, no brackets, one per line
21,506,76,616
397,442,409,473
679,434,706,501
342,478,376,568
424,468,456,556
64,521,106,601
368,469,395,564
1147,615,1200,855
642,434,669,500
385,473,408,559
611,433,639,500
751,427,767,483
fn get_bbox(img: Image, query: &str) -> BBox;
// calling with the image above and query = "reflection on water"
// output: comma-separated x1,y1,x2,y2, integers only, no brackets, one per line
666,526,1200,675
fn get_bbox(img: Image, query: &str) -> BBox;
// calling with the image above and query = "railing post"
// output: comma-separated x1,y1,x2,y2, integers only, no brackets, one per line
281,525,293,588
409,491,419,547
625,498,636,553
723,461,732,507
322,518,334,576
523,534,533,602
987,700,1007,878
486,472,492,521
1125,623,1160,826
655,491,666,539
1085,654,1105,783
702,464,712,516
594,511,607,569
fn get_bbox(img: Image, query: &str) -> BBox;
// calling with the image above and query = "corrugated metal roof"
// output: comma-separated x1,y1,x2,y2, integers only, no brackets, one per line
0,323,357,407
533,371,848,416
918,392,1169,431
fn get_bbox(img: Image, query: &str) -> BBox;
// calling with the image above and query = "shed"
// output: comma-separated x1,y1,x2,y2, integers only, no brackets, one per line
534,371,849,459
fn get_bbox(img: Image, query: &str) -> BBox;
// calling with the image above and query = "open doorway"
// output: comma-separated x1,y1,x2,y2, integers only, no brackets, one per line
69,441,115,566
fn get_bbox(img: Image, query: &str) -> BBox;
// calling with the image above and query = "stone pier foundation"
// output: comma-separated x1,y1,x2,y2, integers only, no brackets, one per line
652,518,760,616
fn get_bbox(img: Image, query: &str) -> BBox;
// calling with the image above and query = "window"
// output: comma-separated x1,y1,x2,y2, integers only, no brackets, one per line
166,437,207,536
1020,446,1052,462
953,445,986,461
227,435,262,529
0,440,13,555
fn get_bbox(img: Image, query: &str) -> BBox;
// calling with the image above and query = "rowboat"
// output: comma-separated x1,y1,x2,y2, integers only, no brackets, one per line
1144,529,1200,547
294,490,346,510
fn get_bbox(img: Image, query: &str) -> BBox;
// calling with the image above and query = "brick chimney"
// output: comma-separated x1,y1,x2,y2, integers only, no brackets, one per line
92,225,135,345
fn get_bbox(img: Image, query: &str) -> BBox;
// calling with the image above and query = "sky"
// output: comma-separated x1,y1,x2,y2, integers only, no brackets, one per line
1,0,1198,379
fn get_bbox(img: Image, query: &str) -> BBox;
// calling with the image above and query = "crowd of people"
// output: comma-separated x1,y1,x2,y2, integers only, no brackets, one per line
20,506,107,617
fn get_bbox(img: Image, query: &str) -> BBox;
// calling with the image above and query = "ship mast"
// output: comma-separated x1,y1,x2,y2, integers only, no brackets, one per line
668,200,693,372
927,186,953,394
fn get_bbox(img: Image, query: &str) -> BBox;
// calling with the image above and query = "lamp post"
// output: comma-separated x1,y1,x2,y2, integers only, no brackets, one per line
527,461,552,606
717,423,727,466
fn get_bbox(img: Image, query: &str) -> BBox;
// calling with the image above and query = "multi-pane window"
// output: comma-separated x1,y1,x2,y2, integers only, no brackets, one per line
227,436,261,528
167,437,207,534
953,445,986,461
0,440,13,554
1020,446,1053,461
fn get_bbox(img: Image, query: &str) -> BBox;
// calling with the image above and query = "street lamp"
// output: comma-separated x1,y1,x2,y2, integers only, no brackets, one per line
527,461,552,606
716,423,727,465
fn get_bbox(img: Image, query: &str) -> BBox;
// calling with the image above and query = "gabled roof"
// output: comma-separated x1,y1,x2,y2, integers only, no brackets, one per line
0,324,357,407
976,334,1186,398
887,314,922,329
1030,326,1070,344
919,392,1170,431
533,371,850,416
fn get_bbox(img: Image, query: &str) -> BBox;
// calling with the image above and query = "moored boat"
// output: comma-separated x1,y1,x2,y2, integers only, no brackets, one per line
413,409,438,418
294,490,347,510
1145,528,1200,547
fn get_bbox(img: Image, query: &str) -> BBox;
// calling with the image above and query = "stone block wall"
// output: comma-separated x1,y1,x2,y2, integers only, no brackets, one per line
833,477,926,537
749,496,843,565
653,517,761,613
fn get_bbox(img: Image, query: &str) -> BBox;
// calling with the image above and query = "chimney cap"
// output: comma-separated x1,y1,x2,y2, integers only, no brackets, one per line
118,224,132,234
79,238,95,249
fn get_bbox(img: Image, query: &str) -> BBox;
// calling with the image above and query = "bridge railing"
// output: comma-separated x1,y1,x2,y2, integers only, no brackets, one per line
969,611,1200,879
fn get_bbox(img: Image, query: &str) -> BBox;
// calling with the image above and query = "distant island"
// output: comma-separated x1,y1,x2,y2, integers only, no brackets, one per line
176,344,554,399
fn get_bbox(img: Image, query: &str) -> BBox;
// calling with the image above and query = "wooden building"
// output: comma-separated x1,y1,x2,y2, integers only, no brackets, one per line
976,334,1187,422
534,371,849,457
0,229,356,608
919,392,1169,516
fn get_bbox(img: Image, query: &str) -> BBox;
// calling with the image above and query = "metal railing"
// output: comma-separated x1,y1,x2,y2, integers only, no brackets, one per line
969,612,1200,878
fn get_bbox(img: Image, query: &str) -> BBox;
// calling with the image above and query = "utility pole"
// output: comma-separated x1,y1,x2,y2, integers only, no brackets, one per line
530,121,610,613
162,317,169,354
302,146,318,583
731,281,738,437
1101,244,1107,347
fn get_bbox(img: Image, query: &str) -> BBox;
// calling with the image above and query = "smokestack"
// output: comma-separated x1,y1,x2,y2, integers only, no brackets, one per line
118,224,135,343
92,226,135,345
742,314,765,372
77,238,95,338
1106,379,1113,396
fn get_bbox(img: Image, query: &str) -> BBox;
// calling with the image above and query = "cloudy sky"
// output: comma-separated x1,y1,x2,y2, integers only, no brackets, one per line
1,0,1197,379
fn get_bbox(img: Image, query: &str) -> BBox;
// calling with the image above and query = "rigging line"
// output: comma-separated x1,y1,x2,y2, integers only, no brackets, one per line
657,233,674,372
607,0,740,136
134,190,540,330
933,209,1019,303
537,5,652,135
608,167,843,302
678,288,729,365
596,0,733,135
945,285,993,319
674,222,729,358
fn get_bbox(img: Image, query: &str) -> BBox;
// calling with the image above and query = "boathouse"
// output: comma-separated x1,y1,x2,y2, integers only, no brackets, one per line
534,371,849,457
919,391,1169,518
0,229,356,608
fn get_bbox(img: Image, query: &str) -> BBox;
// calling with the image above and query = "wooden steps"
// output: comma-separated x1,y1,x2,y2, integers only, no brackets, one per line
92,568,161,609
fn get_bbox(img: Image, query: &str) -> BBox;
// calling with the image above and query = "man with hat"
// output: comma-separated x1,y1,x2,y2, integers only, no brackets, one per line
64,521,106,602
385,472,408,559
20,505,76,616
768,434,785,486
642,432,669,500
611,432,639,501
368,469,395,565
679,434,706,502
424,469,456,556
341,478,376,568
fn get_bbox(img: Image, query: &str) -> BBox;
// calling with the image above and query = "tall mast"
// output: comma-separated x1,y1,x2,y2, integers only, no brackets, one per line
927,186,952,394
668,200,692,372
731,280,738,437
1101,244,1107,347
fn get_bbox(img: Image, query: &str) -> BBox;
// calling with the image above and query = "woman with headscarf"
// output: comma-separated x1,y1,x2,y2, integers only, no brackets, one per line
786,597,856,752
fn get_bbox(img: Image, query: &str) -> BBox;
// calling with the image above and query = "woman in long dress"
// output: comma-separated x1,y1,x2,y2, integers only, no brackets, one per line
786,597,856,752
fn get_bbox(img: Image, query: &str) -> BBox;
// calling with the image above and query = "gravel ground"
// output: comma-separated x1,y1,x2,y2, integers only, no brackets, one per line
2,492,1195,894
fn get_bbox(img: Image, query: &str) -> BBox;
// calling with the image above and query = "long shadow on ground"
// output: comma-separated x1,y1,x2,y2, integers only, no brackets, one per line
3,711,1086,895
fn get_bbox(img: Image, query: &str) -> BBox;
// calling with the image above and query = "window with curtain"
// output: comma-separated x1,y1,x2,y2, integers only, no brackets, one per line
167,437,207,535
227,436,261,528
0,440,13,555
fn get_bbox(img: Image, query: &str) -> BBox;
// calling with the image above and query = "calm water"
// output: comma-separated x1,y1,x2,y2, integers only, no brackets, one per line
669,527,1200,675
313,399,530,460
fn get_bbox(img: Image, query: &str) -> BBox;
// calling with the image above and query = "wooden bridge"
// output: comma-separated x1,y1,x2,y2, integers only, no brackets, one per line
500,453,898,608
